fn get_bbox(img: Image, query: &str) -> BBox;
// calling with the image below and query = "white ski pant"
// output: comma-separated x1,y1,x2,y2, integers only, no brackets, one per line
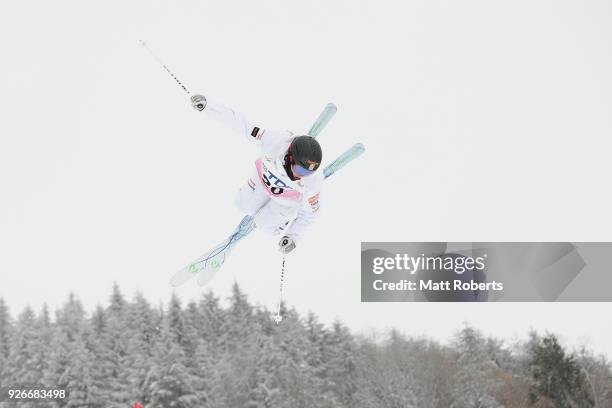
234,172,300,236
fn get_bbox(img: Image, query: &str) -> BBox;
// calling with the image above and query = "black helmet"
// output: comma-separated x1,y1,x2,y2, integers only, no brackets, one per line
288,136,322,176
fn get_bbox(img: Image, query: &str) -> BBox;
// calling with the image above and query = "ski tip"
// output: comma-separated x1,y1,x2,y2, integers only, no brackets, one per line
325,102,338,111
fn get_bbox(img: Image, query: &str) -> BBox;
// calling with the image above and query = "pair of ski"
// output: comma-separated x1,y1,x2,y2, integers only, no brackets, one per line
170,103,365,287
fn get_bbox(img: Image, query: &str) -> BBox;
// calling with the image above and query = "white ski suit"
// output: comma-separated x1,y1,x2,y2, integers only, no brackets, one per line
204,100,323,244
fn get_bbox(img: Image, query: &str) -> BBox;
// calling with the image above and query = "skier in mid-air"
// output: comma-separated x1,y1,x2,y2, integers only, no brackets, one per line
138,40,363,292
190,94,323,255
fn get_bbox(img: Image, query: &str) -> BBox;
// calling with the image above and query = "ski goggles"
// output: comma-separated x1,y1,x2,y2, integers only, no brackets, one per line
292,163,317,177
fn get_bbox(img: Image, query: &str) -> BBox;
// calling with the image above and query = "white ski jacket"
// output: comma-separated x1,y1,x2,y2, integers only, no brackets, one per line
204,99,323,243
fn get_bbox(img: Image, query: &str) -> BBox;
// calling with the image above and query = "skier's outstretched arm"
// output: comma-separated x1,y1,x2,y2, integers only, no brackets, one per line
191,94,281,149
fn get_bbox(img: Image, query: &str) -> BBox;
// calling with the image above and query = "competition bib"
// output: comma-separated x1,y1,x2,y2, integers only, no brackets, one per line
255,158,301,200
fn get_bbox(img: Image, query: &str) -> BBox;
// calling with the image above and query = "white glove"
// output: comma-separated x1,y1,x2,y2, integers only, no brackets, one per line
278,236,296,254
191,94,207,111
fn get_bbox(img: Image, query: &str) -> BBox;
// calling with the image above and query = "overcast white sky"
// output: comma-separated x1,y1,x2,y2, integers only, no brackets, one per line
1,0,611,357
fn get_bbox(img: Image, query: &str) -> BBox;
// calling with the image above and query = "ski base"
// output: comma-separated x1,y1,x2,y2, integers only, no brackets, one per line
308,103,337,138
323,143,365,179
170,215,255,287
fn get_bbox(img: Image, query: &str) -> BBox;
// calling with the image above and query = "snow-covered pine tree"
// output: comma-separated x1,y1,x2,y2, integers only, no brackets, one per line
576,347,612,407
0,298,12,384
449,324,501,408
191,339,215,407
124,293,160,405
166,294,187,348
528,333,595,407
265,308,322,408
3,305,50,408
182,300,216,405
146,311,199,408
27,305,54,397
352,330,417,408
322,320,359,407
303,312,338,407
208,284,264,408
86,305,119,406
5,307,40,386
197,291,225,357
222,283,255,354
62,333,98,407
81,310,110,408
97,284,132,405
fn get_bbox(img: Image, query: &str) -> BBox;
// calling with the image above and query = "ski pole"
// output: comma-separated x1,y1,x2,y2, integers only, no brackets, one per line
273,256,286,324
139,40,191,95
